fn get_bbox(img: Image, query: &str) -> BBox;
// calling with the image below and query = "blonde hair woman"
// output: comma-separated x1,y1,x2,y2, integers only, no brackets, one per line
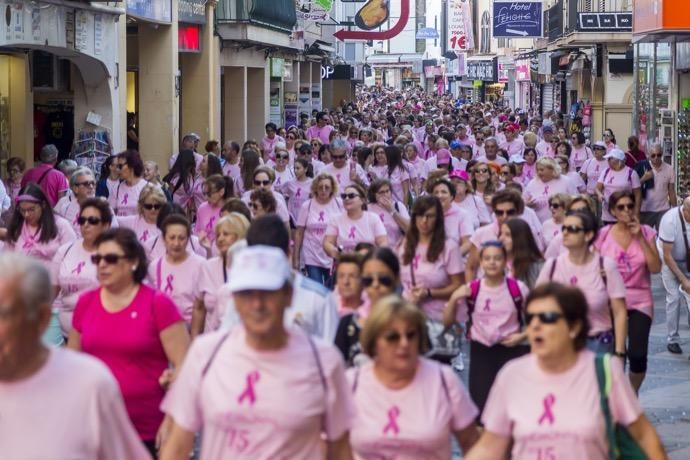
523,157,577,222
117,184,166,246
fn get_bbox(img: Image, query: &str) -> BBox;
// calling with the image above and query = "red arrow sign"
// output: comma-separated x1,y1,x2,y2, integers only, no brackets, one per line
334,0,410,41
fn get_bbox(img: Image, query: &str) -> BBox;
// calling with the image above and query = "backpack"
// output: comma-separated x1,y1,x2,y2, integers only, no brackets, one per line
465,277,524,339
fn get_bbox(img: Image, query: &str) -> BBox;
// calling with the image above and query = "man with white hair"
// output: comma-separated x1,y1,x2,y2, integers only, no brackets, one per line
321,139,370,189
0,252,148,458
21,144,69,206
54,167,98,233
641,143,676,229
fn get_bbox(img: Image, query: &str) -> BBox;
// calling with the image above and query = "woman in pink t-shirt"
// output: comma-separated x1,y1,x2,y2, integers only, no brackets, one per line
524,157,577,222
149,214,207,337
109,150,149,217
271,146,295,191
536,210,628,356
68,228,190,457
466,283,665,460
367,179,410,249
450,170,492,229
569,132,591,171
349,296,479,459
194,174,232,249
164,150,204,220
594,191,661,394
595,149,642,223
542,193,571,248
281,158,313,224
445,241,529,414
519,147,538,184
117,184,165,247
500,218,545,289
51,198,112,337
324,183,388,256
432,178,472,254
369,145,411,203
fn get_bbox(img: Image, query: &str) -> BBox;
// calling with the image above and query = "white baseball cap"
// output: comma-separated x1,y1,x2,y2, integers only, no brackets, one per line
509,154,526,164
226,246,291,293
603,149,625,161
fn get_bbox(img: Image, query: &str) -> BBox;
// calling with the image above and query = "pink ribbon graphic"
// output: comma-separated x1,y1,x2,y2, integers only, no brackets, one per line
206,217,216,234
617,251,632,273
121,193,129,205
608,176,614,185
412,254,420,271
379,213,385,222
569,276,578,285
542,186,550,196
72,262,85,275
382,406,401,435
483,299,491,312
164,275,174,294
336,173,341,183
538,393,556,426
318,211,325,222
141,230,149,242
296,188,302,198
347,226,356,239
237,370,260,406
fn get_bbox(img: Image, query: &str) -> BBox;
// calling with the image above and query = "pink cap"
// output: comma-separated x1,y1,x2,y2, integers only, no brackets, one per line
436,148,451,165
449,169,470,182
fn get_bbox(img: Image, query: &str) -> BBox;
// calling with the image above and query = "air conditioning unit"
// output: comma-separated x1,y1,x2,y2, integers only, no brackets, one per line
31,51,70,91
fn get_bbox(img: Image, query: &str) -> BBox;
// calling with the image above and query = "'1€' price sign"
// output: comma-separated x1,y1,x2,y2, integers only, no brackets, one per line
446,0,474,52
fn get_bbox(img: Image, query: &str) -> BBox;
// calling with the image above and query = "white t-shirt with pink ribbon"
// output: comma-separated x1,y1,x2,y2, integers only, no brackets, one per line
195,202,222,243
108,179,149,217
325,211,387,253
118,214,161,246
297,198,343,268
148,253,206,323
368,202,410,249
580,158,607,194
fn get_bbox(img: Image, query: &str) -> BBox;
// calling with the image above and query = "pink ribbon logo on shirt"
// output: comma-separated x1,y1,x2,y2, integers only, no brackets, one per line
347,226,356,239
237,370,261,406
483,299,491,312
121,193,129,205
569,276,578,285
296,188,302,198
379,213,385,222
71,261,85,275
608,175,614,185
382,406,401,435
542,186,549,196
336,173,341,184
318,211,325,222
22,239,33,250
617,251,632,273
412,254,421,271
164,275,174,294
538,393,556,426
141,230,149,242
206,217,216,234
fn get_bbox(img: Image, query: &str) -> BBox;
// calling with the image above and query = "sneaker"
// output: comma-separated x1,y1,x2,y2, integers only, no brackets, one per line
452,352,465,372
667,343,683,354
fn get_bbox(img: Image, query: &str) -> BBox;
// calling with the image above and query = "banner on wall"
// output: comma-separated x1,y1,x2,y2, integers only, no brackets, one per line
492,0,542,38
127,0,172,24
446,0,474,52
296,0,333,21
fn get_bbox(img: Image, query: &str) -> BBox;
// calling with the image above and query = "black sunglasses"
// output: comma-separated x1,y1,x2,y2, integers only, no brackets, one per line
143,203,163,211
494,209,517,217
562,225,586,234
77,216,102,226
276,154,290,160
383,329,418,344
331,154,347,160
549,202,562,209
361,275,394,288
615,203,635,211
341,192,359,201
91,253,128,265
254,180,271,186
475,168,489,174
525,311,564,325
75,181,96,187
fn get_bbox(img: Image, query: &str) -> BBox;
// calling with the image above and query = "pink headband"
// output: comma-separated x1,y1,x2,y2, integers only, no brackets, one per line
15,194,41,204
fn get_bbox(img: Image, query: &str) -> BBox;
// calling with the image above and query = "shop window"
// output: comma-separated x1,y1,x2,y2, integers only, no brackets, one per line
345,43,356,62
480,11,490,54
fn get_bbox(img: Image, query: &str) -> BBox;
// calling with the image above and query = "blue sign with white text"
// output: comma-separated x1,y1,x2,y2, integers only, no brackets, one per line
492,1,542,38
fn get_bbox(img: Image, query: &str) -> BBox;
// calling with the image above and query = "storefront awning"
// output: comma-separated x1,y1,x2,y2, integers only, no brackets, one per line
365,53,424,65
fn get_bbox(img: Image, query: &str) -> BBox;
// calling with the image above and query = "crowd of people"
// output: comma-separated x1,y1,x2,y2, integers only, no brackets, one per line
1,86,678,459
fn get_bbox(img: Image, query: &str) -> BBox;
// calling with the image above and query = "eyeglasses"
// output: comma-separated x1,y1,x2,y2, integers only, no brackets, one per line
311,142,320,146
75,180,96,188
254,180,271,186
143,203,163,211
475,168,489,174
494,209,517,217
341,192,359,201
650,154,662,159
562,225,586,234
549,202,562,209
77,216,103,226
383,329,418,344
91,253,128,265
615,203,635,211
331,154,347,160
361,275,395,288
276,154,289,160
525,311,564,325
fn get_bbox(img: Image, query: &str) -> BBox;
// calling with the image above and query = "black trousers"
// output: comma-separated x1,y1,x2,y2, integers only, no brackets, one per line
469,340,529,416
628,309,652,373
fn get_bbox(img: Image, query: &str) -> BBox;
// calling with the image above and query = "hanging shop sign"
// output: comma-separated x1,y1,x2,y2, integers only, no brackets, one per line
493,0,543,38
467,59,496,82
577,12,632,32
178,24,200,52
446,0,474,52
515,60,530,81
416,27,439,39
321,64,353,80
127,0,172,24
178,0,206,25
296,0,333,22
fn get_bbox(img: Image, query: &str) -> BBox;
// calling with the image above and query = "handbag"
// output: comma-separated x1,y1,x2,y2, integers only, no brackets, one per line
594,354,648,460
677,206,690,272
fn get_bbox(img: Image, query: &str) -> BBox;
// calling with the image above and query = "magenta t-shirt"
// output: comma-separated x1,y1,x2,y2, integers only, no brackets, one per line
21,164,68,207
594,225,656,318
483,351,641,460
73,284,183,440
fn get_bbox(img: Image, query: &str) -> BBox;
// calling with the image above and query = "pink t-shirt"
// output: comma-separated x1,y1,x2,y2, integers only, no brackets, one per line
21,163,69,207
399,242,464,321
455,278,529,347
542,219,562,248
641,162,674,212
51,239,98,335
73,284,184,440
0,347,149,460
307,124,335,144
272,167,295,191
347,358,478,460
223,161,241,182
570,145,592,171
581,158,607,194
195,201,222,243
241,189,290,223
483,351,641,460
456,194,491,229
171,175,204,213
544,232,567,259
500,139,525,157
145,234,207,261
118,214,161,246
261,135,285,158
405,157,429,189
535,141,555,158
281,178,313,223
594,225,656,318
322,161,370,189
54,194,82,235
108,179,149,216
470,222,500,249
161,327,354,459
199,256,227,332
520,162,537,183
597,167,641,222
297,198,343,268
369,202,410,249
148,253,206,323
536,253,626,334
326,211,387,253
444,203,474,243
566,171,587,194
10,216,77,268
524,177,577,222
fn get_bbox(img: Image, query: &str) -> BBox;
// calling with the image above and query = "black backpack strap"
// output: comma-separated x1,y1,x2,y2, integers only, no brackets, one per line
36,167,53,186
548,258,558,280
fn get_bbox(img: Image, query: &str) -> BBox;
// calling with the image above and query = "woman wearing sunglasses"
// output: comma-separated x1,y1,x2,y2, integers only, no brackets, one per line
54,168,98,235
118,185,166,247
470,160,496,207
466,283,665,460
324,183,388,257
5,183,77,345
368,178,410,249
68,228,190,457
445,241,529,414
249,188,277,219
348,296,480,458
569,132,591,172
543,195,596,259
241,166,291,227
524,157,577,222
542,193,572,248
194,174,233,252
281,158,313,225
594,191,660,394
52,198,112,338
110,150,149,217
537,210,628,356
270,146,296,191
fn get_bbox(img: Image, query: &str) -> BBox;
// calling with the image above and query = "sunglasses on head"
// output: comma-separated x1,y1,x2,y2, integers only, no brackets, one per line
525,311,564,325
383,329,418,344
361,274,394,288
494,209,517,217
77,216,102,226
341,192,359,201
143,203,162,211
254,179,271,186
562,225,585,234
91,253,127,265
615,203,634,211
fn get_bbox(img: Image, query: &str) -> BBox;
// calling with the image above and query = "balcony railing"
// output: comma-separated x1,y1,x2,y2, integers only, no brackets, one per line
216,0,297,34
547,0,633,42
